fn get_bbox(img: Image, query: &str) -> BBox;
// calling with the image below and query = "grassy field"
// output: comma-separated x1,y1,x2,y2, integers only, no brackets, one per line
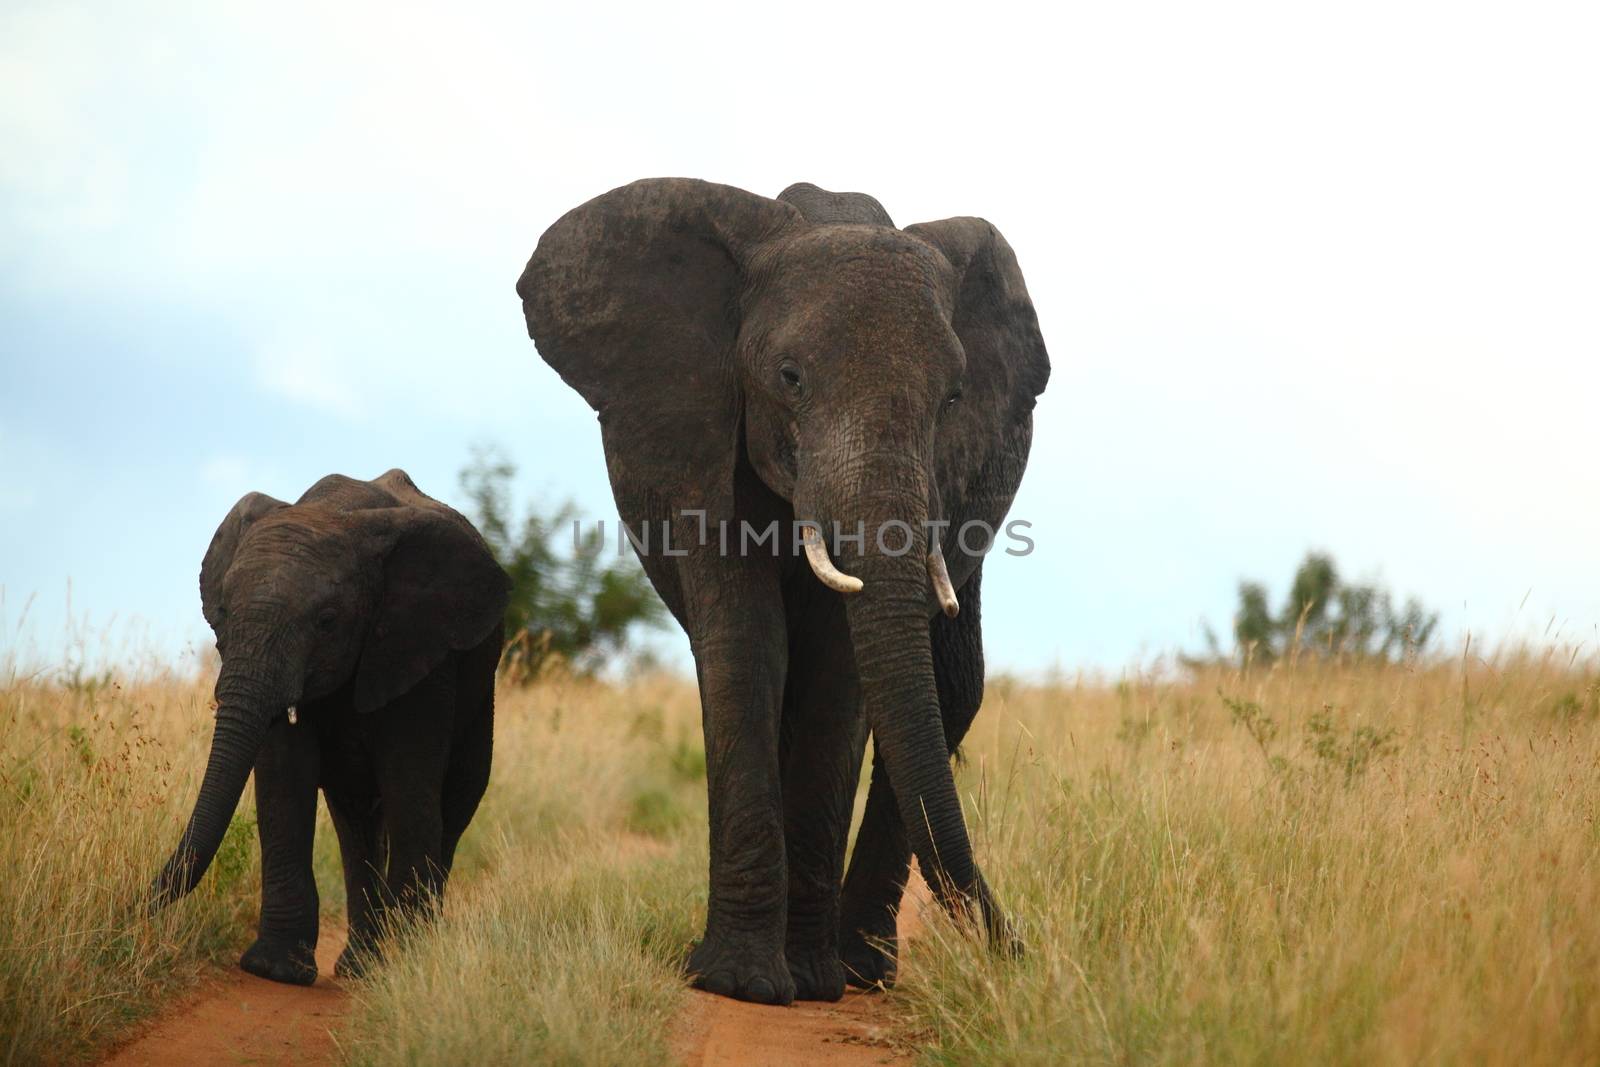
0,666,711,1066
2,645,1597,1064
904,651,1600,1065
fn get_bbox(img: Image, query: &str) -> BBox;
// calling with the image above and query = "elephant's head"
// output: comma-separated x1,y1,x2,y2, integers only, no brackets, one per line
517,179,1048,926
149,470,509,908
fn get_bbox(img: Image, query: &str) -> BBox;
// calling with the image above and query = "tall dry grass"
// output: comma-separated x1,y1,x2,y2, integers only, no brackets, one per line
900,648,1600,1065
338,674,710,1066
0,671,260,1065
4,641,1597,1065
0,661,710,1066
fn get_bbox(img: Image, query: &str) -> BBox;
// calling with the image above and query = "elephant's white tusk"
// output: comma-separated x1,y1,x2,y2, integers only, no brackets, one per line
801,527,864,594
927,544,960,618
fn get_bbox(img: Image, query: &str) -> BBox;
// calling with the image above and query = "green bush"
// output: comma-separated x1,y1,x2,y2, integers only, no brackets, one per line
1200,551,1438,667
459,445,666,680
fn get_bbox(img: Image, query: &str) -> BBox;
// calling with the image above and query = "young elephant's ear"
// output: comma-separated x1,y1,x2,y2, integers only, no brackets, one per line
353,507,512,715
905,217,1051,418
518,178,802,521
199,492,289,632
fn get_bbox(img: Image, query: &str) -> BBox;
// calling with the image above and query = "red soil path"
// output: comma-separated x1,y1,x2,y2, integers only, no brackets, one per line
98,876,930,1066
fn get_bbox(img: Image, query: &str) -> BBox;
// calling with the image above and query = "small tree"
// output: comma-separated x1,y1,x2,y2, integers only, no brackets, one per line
1201,551,1438,666
459,445,665,679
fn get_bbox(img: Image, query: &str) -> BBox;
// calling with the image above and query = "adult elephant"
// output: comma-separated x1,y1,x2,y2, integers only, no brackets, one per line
518,179,1049,1004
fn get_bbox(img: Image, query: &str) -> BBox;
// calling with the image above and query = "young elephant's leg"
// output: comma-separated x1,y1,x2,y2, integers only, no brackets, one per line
240,714,321,986
373,669,452,919
440,630,498,874
778,589,865,1002
379,794,445,918
326,791,385,978
839,568,987,988
680,560,793,1006
440,719,491,875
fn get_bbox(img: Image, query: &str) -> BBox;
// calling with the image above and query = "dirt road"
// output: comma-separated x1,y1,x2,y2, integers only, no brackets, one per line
671,874,928,1067
99,879,927,1067
101,927,349,1067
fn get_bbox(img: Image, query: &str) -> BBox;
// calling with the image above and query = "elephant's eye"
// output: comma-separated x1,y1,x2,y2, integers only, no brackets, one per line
945,388,963,409
778,362,804,396
316,607,338,632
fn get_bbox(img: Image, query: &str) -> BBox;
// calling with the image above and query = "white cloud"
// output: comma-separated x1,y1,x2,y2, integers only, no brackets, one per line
252,340,366,421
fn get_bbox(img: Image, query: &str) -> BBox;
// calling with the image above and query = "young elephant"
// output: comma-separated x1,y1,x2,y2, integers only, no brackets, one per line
148,469,510,985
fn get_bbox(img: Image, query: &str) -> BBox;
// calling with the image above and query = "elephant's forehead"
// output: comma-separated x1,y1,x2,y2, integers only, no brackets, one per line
236,509,355,556
770,224,949,278
759,227,955,320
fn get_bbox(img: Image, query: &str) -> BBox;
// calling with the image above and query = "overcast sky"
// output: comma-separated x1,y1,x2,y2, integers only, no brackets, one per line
2,0,1596,676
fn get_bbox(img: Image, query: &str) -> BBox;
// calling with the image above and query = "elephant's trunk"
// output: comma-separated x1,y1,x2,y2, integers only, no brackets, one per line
814,475,988,931
148,666,277,910
845,556,979,915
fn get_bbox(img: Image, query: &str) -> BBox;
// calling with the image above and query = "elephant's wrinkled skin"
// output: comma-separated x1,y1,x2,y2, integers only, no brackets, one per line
148,469,511,984
518,180,1049,1003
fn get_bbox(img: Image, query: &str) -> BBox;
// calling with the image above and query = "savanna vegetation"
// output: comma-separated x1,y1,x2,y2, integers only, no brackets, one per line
458,445,665,680
0,660,710,1065
3,636,1597,1064
1197,551,1441,667
901,648,1600,1065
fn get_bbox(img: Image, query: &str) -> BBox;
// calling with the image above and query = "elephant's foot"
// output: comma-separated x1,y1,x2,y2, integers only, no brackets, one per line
334,936,382,979
785,945,846,1002
839,924,898,990
240,935,317,986
686,931,796,1005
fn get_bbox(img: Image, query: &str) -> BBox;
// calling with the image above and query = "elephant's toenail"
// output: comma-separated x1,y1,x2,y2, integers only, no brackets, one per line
702,971,736,996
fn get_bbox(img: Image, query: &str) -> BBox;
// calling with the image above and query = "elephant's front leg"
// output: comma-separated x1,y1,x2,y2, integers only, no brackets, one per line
684,586,793,1005
779,590,865,1002
240,714,321,986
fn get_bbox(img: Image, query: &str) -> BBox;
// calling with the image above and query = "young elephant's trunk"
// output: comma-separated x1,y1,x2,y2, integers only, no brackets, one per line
148,668,277,909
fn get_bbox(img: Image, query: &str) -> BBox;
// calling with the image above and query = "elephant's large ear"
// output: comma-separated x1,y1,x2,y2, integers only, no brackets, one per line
352,507,512,715
200,492,289,632
906,217,1050,417
517,178,802,519
777,182,895,227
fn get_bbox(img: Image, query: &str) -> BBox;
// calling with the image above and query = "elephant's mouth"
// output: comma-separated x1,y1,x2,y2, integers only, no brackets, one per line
798,523,959,618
